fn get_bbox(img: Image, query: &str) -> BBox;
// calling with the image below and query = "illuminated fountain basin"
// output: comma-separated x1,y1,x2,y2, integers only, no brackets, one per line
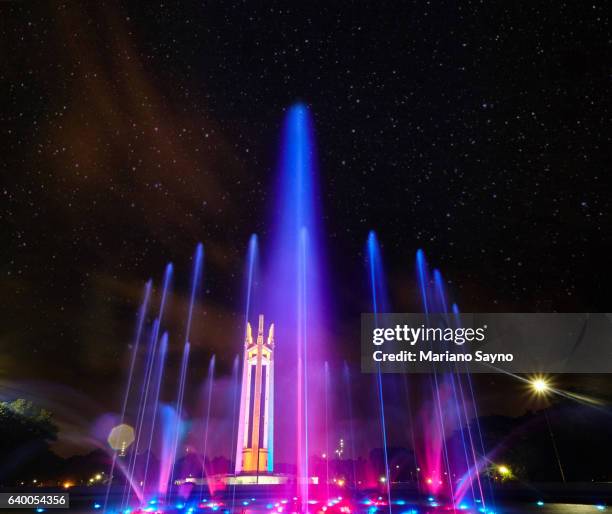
100,491,496,514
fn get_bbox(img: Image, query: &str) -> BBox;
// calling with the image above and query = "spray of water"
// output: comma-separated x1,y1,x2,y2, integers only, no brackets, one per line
264,104,328,508
200,355,216,489
235,234,259,474
103,280,152,511
366,231,392,513
142,331,169,496
167,342,190,498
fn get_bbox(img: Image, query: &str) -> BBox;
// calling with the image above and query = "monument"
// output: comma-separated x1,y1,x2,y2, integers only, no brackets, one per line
235,315,275,475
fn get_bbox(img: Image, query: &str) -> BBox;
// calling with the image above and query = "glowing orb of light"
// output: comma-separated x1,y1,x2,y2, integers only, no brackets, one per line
531,378,550,394
498,465,511,476
107,423,135,451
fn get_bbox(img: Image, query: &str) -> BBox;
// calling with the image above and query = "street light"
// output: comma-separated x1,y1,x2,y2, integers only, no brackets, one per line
529,376,552,396
528,375,566,483
531,378,550,394
497,465,510,477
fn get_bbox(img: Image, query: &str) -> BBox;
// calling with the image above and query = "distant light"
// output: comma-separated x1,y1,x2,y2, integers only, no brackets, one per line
62,481,73,489
498,465,511,476
36,509,44,513
531,378,550,394
596,506,605,511
93,504,101,510
536,500,544,506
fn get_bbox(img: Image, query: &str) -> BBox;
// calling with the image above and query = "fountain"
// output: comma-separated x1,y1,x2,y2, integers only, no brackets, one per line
97,105,496,514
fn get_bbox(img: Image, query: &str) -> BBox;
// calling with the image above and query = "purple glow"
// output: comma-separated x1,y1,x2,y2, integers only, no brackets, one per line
413,250,490,509
414,250,452,497
366,231,392,512
263,104,328,500
143,331,169,496
167,342,190,497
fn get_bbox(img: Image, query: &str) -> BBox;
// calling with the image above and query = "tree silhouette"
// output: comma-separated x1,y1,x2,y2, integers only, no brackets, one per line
0,399,60,484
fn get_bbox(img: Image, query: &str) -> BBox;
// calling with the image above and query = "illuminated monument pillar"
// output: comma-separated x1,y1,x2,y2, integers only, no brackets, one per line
235,315,275,474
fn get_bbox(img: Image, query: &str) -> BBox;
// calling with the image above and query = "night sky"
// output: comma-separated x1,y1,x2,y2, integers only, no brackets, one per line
1,2,611,455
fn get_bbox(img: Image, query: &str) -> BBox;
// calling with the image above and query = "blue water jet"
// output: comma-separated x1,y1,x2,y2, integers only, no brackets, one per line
167,244,203,498
200,355,216,486
343,361,358,488
103,280,152,511
264,103,328,504
185,244,204,343
168,341,190,498
235,234,259,474
124,262,174,508
366,231,392,513
143,331,169,496
245,234,258,326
